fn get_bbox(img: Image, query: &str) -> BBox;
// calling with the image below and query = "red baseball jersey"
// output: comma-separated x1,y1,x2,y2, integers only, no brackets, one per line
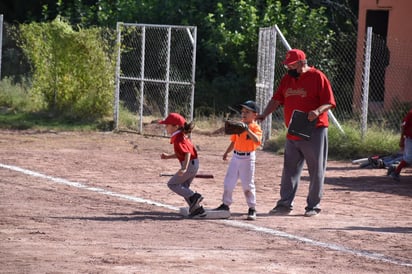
170,131,198,162
402,109,412,138
273,67,336,140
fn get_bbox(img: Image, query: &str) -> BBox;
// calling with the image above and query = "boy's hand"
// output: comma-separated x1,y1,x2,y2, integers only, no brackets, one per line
178,168,186,176
255,114,265,122
223,152,229,161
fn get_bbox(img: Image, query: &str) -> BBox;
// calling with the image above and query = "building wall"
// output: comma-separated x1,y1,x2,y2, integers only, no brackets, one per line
354,0,412,111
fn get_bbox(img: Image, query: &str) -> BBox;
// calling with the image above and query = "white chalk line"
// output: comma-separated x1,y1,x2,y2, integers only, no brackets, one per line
1,163,411,268
0,163,178,211
219,220,412,267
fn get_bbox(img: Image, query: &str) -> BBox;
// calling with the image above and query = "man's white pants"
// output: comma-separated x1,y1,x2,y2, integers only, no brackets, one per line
222,151,256,208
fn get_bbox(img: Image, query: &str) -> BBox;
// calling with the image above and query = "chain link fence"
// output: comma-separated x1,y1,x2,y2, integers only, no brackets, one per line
256,27,276,144
1,20,411,138
0,22,30,83
256,25,412,140
113,23,197,135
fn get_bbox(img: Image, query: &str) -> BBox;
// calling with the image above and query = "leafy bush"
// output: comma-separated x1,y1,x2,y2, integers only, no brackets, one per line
16,17,116,120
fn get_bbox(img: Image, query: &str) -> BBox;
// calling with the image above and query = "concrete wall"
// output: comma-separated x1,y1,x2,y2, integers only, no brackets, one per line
354,0,412,111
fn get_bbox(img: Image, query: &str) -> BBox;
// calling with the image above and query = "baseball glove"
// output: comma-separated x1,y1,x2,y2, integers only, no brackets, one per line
224,120,248,135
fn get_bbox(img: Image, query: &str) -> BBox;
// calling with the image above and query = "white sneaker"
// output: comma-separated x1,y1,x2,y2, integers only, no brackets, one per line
247,208,256,220
304,209,320,217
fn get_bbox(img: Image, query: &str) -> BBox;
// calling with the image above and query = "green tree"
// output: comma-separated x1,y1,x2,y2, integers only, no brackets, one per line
35,0,338,113
5,0,357,116
197,0,336,112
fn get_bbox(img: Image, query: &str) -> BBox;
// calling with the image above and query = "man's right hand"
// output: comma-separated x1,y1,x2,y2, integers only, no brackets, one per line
256,114,265,122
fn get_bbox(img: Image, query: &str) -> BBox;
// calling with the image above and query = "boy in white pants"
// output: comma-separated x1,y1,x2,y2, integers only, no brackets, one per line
215,100,262,220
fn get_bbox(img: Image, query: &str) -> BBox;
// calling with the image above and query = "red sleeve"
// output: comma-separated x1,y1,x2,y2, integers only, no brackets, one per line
173,134,198,162
272,68,336,129
402,110,412,138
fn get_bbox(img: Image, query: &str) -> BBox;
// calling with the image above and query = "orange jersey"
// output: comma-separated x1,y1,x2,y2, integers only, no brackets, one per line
230,122,262,152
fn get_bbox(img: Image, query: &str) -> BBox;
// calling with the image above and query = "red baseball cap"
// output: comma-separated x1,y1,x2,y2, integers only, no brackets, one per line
283,49,306,65
158,113,186,127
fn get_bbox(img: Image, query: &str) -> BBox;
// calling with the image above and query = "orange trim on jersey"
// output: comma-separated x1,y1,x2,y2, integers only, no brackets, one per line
230,122,262,152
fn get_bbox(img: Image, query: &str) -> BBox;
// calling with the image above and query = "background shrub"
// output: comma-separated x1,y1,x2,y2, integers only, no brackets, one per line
17,17,116,120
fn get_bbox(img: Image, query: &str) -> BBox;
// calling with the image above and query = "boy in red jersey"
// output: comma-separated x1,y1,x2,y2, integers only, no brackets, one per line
159,113,206,218
257,49,336,217
388,109,412,181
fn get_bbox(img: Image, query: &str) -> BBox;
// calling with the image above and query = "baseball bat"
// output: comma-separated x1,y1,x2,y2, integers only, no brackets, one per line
352,157,369,165
228,106,240,114
159,173,214,179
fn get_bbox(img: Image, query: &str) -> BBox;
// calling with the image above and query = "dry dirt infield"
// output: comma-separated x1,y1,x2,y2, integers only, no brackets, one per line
0,130,411,273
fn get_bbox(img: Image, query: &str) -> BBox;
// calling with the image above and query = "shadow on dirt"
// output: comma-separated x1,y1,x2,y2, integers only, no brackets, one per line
329,226,412,234
325,175,412,198
52,211,184,221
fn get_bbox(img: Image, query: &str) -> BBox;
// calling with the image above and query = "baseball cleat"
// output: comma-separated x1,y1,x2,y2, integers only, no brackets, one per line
247,208,256,220
188,193,203,214
214,203,230,211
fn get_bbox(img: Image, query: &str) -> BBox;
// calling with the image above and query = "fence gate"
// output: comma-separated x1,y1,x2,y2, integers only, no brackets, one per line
114,23,197,135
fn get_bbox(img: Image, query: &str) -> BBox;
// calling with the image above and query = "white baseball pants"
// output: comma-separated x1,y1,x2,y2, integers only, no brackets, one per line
222,151,256,208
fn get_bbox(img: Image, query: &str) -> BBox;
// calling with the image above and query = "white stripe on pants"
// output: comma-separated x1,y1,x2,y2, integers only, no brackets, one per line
222,151,256,208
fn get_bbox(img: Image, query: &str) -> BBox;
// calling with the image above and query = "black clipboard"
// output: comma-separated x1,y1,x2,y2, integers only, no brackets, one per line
287,110,317,140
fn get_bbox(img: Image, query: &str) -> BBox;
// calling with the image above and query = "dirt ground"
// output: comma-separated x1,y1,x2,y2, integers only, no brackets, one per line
0,129,411,274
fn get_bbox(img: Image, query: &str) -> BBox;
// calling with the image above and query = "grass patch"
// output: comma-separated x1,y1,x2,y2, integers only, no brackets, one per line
0,111,113,131
263,122,400,160
0,77,114,131
0,108,401,160
0,77,36,112
194,114,226,132
0,77,402,159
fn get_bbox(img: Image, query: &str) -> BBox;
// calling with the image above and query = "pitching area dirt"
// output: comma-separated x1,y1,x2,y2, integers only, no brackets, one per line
0,129,411,273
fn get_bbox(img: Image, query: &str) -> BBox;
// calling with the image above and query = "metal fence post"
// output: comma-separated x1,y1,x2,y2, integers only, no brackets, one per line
113,22,122,130
361,27,373,139
0,14,3,79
